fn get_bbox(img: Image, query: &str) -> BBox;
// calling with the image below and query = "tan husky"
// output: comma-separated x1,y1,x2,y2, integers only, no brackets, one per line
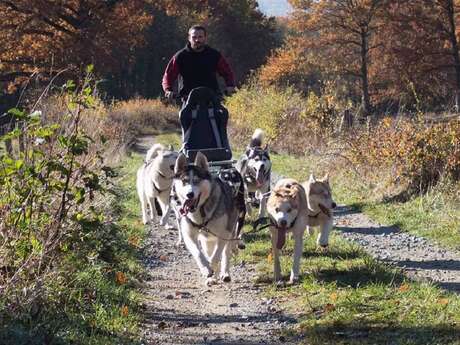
266,178,308,284
302,174,337,249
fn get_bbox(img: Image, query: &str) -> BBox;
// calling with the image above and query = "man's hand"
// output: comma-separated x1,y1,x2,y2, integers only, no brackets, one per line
225,86,236,96
165,90,175,100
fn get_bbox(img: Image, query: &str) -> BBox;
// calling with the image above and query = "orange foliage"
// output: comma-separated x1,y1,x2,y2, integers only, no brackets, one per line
0,0,152,92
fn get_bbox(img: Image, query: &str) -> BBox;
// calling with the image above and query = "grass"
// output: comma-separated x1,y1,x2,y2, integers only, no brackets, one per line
237,219,460,344
0,152,147,345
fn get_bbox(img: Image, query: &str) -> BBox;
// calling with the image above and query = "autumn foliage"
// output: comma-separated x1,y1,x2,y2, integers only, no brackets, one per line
0,0,152,94
259,0,460,113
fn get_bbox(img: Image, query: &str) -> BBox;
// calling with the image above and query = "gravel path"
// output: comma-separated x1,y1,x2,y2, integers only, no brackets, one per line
334,205,460,293
135,136,297,345
141,225,297,345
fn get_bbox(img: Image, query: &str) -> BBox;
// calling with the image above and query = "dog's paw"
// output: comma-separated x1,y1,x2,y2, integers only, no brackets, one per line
220,274,231,283
164,223,175,230
275,280,285,288
316,244,329,253
288,276,299,285
205,277,218,286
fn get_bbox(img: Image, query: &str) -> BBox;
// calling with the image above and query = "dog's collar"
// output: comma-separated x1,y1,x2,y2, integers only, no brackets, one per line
153,181,171,194
308,204,332,218
156,170,172,180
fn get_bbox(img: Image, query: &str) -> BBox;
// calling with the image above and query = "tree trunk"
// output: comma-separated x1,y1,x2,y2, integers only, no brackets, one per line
360,28,372,117
445,0,460,112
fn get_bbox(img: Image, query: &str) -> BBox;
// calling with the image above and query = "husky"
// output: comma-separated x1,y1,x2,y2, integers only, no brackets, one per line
173,152,240,285
217,168,247,251
302,174,337,249
236,128,271,218
266,178,308,284
136,143,179,228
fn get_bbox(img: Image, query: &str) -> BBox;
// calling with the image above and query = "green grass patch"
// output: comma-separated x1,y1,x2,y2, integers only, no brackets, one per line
237,220,460,345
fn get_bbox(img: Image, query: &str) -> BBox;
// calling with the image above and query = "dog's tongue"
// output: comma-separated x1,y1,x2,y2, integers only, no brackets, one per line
180,199,194,215
256,171,264,187
276,227,288,249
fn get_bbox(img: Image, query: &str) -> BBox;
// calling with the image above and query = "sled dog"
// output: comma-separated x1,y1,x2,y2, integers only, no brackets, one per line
236,128,271,217
173,152,240,285
136,143,178,228
266,178,308,284
302,174,337,249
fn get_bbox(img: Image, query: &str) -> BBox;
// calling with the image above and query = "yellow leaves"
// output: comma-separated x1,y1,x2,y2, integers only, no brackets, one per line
128,235,140,248
437,298,449,306
267,252,273,264
115,271,127,285
330,292,338,302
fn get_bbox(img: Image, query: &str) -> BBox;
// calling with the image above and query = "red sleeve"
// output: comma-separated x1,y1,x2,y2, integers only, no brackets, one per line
217,55,235,87
162,55,180,92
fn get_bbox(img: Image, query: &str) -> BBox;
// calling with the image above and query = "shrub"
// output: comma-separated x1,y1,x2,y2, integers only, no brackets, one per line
0,72,140,343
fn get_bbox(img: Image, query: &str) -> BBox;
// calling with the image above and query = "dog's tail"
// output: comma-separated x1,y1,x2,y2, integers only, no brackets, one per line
145,143,165,162
249,128,264,147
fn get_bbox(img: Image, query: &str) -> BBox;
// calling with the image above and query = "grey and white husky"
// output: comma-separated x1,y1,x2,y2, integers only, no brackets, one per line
136,143,178,228
302,174,337,249
173,152,240,285
236,128,271,218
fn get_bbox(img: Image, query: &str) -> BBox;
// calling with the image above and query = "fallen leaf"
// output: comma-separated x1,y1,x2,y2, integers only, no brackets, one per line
159,255,168,262
115,271,127,285
330,292,338,302
267,252,273,264
438,298,449,306
120,305,129,317
398,283,410,292
324,303,335,313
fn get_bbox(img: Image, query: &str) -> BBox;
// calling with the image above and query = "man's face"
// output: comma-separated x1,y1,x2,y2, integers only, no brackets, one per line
188,29,207,51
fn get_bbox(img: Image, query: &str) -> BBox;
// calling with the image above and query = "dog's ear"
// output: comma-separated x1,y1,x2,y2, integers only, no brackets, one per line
309,174,316,183
263,144,269,153
194,151,209,171
174,153,187,175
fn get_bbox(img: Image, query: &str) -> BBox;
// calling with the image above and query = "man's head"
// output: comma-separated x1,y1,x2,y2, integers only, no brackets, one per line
188,25,207,52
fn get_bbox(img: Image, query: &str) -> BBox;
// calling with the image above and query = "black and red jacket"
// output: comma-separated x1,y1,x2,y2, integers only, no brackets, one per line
162,43,235,97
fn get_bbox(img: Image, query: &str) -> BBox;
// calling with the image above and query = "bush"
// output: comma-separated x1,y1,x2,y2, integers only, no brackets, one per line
345,117,460,194
226,82,346,154
0,73,141,343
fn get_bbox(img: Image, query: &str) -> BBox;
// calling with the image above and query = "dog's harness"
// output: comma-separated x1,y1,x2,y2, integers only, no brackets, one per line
251,215,297,233
179,180,241,242
152,171,173,194
307,204,332,218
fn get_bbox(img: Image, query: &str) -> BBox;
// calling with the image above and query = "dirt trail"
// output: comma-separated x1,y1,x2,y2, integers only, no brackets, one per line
135,136,297,345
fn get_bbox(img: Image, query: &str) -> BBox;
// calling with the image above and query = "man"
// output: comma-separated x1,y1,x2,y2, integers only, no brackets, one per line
162,25,236,100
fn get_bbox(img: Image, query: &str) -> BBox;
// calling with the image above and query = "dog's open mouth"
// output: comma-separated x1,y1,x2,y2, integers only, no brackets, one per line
255,171,265,187
319,204,331,217
276,225,288,250
179,195,200,215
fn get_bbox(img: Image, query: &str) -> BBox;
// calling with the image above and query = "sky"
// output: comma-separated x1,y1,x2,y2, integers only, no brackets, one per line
257,0,292,17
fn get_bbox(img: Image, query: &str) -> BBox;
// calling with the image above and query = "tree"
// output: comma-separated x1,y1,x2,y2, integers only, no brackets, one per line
374,0,460,110
0,0,152,95
290,0,385,116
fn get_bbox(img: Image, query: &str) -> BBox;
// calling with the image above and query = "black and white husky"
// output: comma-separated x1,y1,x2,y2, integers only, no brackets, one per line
236,128,272,218
136,143,178,228
173,152,240,285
